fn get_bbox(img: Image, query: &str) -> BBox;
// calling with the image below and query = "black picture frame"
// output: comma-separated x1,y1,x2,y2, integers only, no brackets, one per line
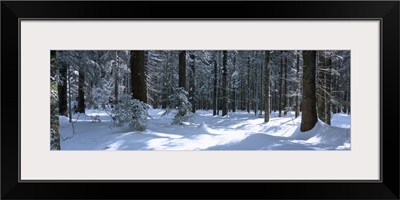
2,1,399,199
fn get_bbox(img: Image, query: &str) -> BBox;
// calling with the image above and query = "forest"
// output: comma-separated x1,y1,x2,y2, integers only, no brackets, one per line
50,50,351,150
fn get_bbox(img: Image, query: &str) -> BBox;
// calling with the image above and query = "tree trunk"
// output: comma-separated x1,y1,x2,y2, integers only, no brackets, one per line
295,50,300,118
232,54,237,112
189,53,196,113
77,68,85,113
213,58,218,116
274,79,277,112
114,51,119,105
264,51,270,122
284,53,288,116
317,51,326,122
301,51,318,132
178,50,186,89
259,62,263,116
58,60,68,116
247,56,251,113
222,50,228,116
67,63,72,122
130,51,147,103
279,51,283,117
50,50,61,150
325,55,332,125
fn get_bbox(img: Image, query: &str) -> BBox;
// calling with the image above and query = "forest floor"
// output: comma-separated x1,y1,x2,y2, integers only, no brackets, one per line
59,109,351,150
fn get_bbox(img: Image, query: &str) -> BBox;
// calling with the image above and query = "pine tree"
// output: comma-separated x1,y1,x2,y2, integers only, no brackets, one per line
188,52,196,113
301,51,317,132
50,50,61,150
264,50,270,122
130,51,147,103
222,50,228,116
317,51,326,122
179,50,186,89
58,55,68,116
295,50,300,118
163,87,193,125
111,94,148,131
213,57,218,116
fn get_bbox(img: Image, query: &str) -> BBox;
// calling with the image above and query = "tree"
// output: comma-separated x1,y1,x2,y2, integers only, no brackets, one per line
114,51,119,105
301,51,317,132
179,50,186,89
188,52,196,113
231,52,238,112
111,94,148,131
50,50,61,150
163,87,193,125
279,51,283,117
325,54,332,125
317,51,326,122
295,50,300,118
58,55,68,116
221,50,228,116
283,52,288,116
213,57,218,116
77,67,85,113
264,50,270,122
130,51,147,103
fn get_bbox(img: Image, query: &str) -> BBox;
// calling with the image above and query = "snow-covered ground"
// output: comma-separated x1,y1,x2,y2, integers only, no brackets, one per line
59,109,351,150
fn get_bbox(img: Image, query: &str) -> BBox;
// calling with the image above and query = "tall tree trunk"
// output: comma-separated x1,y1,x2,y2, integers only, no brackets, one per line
213,59,218,116
325,55,332,125
222,50,228,116
130,51,147,103
274,79,277,112
247,56,251,113
114,51,119,105
264,51,270,122
58,60,68,116
77,68,85,113
301,51,318,132
317,51,326,122
50,50,61,150
67,63,72,122
178,50,186,89
295,50,300,118
284,53,288,116
232,54,237,112
259,62,263,116
279,51,283,117
189,53,196,113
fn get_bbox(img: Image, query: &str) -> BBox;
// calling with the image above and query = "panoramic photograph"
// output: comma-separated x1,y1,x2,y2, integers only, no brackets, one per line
50,50,351,150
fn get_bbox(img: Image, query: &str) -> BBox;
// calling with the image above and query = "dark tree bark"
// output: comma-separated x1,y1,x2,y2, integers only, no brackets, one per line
58,60,68,116
264,51,270,122
77,68,85,113
283,53,288,116
301,51,317,132
222,50,228,116
114,51,119,105
317,51,326,122
279,51,283,117
189,53,196,113
231,54,237,112
295,50,300,118
325,55,332,125
247,56,251,113
213,58,218,116
274,79,277,112
130,50,147,103
50,50,61,150
178,50,186,89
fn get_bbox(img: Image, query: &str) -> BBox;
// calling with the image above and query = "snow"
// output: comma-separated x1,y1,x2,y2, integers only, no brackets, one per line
60,109,350,150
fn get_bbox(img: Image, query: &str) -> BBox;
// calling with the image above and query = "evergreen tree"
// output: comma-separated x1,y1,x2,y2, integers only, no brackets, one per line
301,51,318,132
